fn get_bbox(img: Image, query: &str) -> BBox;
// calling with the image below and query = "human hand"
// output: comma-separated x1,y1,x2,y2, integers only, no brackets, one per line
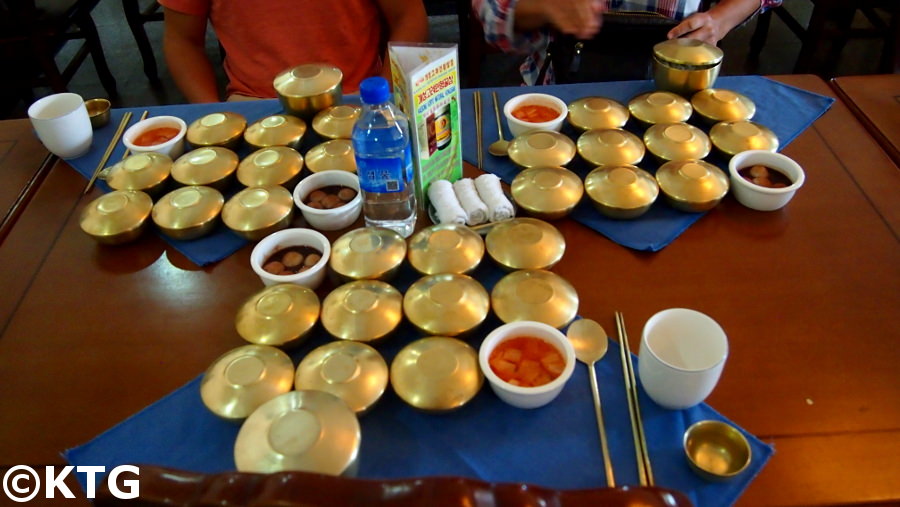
667,12,727,45
543,0,604,39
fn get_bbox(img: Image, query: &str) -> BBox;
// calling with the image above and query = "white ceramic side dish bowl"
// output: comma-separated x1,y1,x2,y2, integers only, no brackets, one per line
250,228,331,289
503,93,568,138
728,150,805,211
292,170,363,231
122,115,188,159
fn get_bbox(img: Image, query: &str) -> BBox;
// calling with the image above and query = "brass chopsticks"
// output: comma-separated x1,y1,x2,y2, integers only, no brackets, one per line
121,110,148,160
83,111,132,195
616,311,654,486
474,91,483,170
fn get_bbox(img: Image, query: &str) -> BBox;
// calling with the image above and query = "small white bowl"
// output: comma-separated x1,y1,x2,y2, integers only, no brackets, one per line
728,150,805,211
250,228,331,289
479,321,576,409
292,170,363,231
123,115,188,159
503,93,568,138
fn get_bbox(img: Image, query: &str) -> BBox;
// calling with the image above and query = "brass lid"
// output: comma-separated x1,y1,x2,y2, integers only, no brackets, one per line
485,218,565,270
187,112,247,147
244,114,307,150
709,120,779,155
104,153,172,192
644,123,711,162
306,139,357,173
312,105,361,140
321,280,403,342
294,341,388,414
390,337,483,412
510,166,584,218
507,131,577,168
329,227,407,281
407,223,485,275
79,190,153,242
237,147,305,187
576,128,646,167
274,64,343,100
567,97,629,131
585,165,659,214
200,344,294,421
235,284,321,348
222,185,294,237
691,89,756,123
403,274,490,336
656,160,730,208
490,269,579,329
234,390,360,475
628,92,693,125
171,147,239,187
152,185,223,235
653,38,724,68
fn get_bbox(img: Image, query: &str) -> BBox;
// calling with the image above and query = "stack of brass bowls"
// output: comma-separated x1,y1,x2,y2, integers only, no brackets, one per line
200,344,294,421
709,120,779,157
507,131,576,168
490,269,578,329
652,38,724,96
403,274,490,336
274,63,343,119
485,218,565,270
171,146,239,191
390,337,483,412
244,114,307,150
312,105,361,140
305,139,357,173
222,185,294,241
79,190,153,245
152,185,224,240
235,284,320,348
407,223,484,275
329,227,407,281
237,146,304,188
576,128,645,167
644,123,711,163
321,280,403,343
656,160,729,212
186,112,247,150
567,97,629,131
510,166,583,220
102,152,172,197
584,165,659,219
691,89,756,124
628,91,693,125
295,341,388,414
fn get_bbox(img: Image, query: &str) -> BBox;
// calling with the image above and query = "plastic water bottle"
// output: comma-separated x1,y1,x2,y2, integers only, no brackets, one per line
352,77,417,238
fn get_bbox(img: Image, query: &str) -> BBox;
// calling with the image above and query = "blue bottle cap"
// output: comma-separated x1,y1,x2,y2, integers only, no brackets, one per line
359,77,390,105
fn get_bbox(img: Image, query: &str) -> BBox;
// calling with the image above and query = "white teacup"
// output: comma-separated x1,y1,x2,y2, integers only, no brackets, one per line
638,308,728,410
27,93,93,159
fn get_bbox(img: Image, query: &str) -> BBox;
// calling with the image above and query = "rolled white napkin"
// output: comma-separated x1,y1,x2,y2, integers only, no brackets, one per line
427,179,467,225
452,178,489,226
474,173,515,222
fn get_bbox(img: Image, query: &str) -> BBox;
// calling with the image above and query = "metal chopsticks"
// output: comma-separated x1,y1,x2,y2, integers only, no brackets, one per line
474,91,483,170
121,109,149,160
83,111,132,195
616,311,654,486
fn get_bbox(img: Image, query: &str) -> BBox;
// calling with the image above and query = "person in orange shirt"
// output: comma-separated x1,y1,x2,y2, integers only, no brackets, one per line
160,0,428,102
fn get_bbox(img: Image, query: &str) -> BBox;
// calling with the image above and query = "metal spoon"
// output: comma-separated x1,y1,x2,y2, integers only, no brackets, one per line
567,318,616,487
488,91,509,157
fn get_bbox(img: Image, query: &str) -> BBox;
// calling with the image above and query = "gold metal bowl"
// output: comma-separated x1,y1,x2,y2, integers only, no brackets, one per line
644,122,711,163
329,227,407,281
274,64,343,119
485,217,565,270
295,341,388,415
235,283,320,348
491,269,579,329
403,273,490,336
312,105,361,140
628,91,693,125
85,98,111,129
79,190,153,245
171,146,239,192
237,146,304,188
243,114,307,150
576,128,645,167
691,89,756,124
567,97,629,131
507,131,577,168
221,185,294,241
653,38,724,96
584,165,659,219
709,120,779,157
151,185,224,240
683,420,752,481
102,152,172,197
186,111,247,150
321,280,403,343
390,336,483,412
200,344,294,422
656,160,729,212
305,139,357,174
510,166,583,220
407,223,484,276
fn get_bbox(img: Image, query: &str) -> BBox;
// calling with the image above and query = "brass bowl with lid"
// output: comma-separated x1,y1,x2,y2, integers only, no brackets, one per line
171,146,239,192
102,152,172,198
710,120,779,157
390,336,483,412
222,185,294,241
656,160,730,212
274,63,343,119
485,217,565,271
628,91,693,126
321,280,403,343
407,223,484,275
584,165,659,219
235,283,320,348
691,89,756,124
79,190,153,245
507,131,577,168
567,96,629,131
653,38,724,96
234,390,360,475
200,344,294,422
237,146,304,188
644,122,711,163
510,166,583,220
186,111,247,150
329,227,407,281
403,273,490,336
312,104,361,140
490,269,578,329
151,185,224,240
577,128,645,167
306,139,357,174
244,114,307,150
294,341,388,414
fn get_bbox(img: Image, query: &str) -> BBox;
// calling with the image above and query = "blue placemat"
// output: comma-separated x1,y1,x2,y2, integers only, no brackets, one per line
65,261,773,506
461,76,834,251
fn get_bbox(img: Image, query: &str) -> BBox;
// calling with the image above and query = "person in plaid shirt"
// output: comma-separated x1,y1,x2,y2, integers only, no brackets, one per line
473,0,782,85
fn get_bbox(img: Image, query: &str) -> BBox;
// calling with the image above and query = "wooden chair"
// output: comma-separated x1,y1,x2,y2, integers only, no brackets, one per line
122,0,163,84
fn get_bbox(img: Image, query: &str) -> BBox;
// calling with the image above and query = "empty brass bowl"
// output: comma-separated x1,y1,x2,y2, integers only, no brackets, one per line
691,89,756,124
584,165,659,219
321,280,403,343
329,227,407,281
186,111,247,150
390,337,483,412
403,273,490,336
656,160,729,212
709,120,779,157
313,105,361,140
683,420,752,481
151,185,224,240
490,269,579,329
507,131,577,168
306,139,357,173
644,123,711,163
628,91,693,125
221,185,294,241
567,97,629,131
244,114,307,150
653,38,723,96
79,190,153,245
171,146,239,192
237,146,305,188
235,283,320,348
407,223,484,275
510,166,583,220
85,98,111,129
274,64,343,119
199,344,294,422
485,217,565,270
102,152,172,197
295,341,388,415
576,128,645,167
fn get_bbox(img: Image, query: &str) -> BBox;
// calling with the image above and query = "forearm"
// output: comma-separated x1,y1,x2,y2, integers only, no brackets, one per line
162,8,220,103
377,0,428,85
705,0,764,34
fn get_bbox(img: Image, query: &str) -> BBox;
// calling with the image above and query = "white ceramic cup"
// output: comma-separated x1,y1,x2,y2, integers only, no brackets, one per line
27,93,93,159
638,308,728,410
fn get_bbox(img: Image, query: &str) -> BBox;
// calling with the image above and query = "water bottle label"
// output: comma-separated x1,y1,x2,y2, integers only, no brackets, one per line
358,146,414,194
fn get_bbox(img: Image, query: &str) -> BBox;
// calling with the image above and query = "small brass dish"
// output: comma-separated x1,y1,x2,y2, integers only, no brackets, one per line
656,160,729,212
644,122,711,163
507,131,577,168
329,227,407,281
510,166,583,220
152,185,224,240
274,63,343,119
403,273,490,336
305,139,357,174
576,128,645,167
321,280,403,343
186,111,247,150
653,38,724,96
79,190,153,245
567,96,629,131
237,146,304,188
491,269,578,329
312,105,361,140
244,114,307,150
407,223,485,275
691,89,756,124
221,185,294,241
709,120,779,157
584,165,659,219
235,283,320,348
85,98,111,129
294,341,388,414
390,337,483,412
171,146,239,192
485,217,565,270
102,152,172,197
200,344,294,422
628,91,693,125
683,420,752,481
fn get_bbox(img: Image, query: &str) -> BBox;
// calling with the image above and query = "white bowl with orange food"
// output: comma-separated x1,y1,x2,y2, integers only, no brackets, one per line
479,320,576,409
123,115,188,159
503,93,568,138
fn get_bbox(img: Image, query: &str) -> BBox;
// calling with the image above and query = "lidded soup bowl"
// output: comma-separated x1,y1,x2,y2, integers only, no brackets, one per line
390,337,483,412
507,131,577,168
186,111,247,150
407,223,485,275
200,344,294,422
584,165,659,219
656,160,729,212
644,122,711,163
653,38,724,96
403,273,490,336
102,152,172,197
329,227,407,282
709,120,779,157
510,166,583,220
295,341,389,415
222,185,294,241
244,114,307,150
312,105,361,140
79,190,153,245
235,283,320,348
274,63,343,119
171,146,239,192
490,269,579,329
628,91,693,126
485,217,565,270
577,128,645,167
305,139,357,173
151,185,224,240
691,88,756,124
567,96,629,131
321,280,403,343
237,146,305,188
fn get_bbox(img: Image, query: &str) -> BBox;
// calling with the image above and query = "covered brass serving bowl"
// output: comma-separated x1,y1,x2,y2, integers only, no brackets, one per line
567,97,629,131
306,139,357,173
102,152,172,197
329,227,407,281
628,91,693,125
274,64,343,119
222,185,294,241
312,105,361,140
171,146,239,191
295,341,388,414
186,111,247,150
390,337,483,412
644,122,711,162
407,223,484,275
510,166,583,220
200,344,294,421
709,120,779,157
151,185,224,240
656,160,729,212
235,283,320,348
653,38,723,96
684,420,752,481
584,165,659,219
79,190,153,245
490,269,579,329
403,273,490,336
485,217,565,270
576,128,645,167
321,280,403,343
237,146,304,188
244,114,307,150
507,131,577,168
691,89,756,124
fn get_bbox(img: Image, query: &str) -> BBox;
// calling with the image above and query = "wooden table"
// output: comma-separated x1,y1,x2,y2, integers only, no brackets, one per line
0,75,898,506
831,74,900,167
0,119,52,245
